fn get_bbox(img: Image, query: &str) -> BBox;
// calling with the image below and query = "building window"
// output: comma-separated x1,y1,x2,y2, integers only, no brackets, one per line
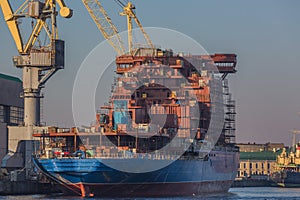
250,163,252,169
267,163,270,169
256,163,258,169
0,105,5,123
262,163,264,168
9,106,24,125
244,163,246,168
0,105,24,125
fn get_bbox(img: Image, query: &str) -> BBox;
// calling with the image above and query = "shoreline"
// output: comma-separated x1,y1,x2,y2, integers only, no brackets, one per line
232,179,276,188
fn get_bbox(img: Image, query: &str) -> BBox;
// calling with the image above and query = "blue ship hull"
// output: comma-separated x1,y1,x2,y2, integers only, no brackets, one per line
34,150,238,197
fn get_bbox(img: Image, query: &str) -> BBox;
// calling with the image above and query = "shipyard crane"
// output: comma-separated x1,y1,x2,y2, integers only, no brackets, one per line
0,0,72,134
82,0,154,55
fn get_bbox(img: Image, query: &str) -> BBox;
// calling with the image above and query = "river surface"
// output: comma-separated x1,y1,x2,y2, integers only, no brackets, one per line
1,187,300,199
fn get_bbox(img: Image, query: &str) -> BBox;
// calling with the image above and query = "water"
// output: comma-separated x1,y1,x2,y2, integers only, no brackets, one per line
1,187,300,200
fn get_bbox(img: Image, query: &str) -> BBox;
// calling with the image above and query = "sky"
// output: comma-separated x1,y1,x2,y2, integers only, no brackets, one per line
0,0,300,146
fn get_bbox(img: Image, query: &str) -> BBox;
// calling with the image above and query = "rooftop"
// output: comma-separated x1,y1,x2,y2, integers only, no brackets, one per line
0,73,22,83
239,151,280,161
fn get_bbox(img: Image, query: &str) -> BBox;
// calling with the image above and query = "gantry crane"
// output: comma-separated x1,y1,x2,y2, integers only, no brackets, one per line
82,0,154,55
0,0,72,134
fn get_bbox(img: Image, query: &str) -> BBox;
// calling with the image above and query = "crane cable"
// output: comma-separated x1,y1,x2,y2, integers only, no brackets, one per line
114,0,125,8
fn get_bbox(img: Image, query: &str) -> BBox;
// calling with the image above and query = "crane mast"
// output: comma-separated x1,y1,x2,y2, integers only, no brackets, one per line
120,1,154,54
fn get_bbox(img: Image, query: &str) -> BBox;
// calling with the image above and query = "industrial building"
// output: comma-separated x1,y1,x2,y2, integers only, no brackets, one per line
0,73,23,167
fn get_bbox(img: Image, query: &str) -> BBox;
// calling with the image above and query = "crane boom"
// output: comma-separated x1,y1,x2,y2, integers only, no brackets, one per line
82,0,125,55
0,0,23,53
24,19,45,53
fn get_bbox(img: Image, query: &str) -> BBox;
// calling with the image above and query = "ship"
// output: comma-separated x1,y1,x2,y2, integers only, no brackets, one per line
32,49,239,197
271,143,300,187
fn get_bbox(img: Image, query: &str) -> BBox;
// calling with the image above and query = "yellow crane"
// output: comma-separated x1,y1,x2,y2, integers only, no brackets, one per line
82,0,154,55
0,0,72,129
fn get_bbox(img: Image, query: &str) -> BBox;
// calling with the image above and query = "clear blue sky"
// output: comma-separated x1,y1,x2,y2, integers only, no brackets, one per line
0,0,299,145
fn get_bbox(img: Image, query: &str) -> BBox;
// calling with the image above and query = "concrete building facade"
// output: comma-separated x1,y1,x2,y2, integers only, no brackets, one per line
0,73,23,167
236,143,281,178
237,154,276,178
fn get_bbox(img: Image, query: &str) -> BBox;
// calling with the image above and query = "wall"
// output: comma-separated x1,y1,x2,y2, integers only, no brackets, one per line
0,74,23,167
0,123,7,167
0,76,23,107
237,160,276,178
